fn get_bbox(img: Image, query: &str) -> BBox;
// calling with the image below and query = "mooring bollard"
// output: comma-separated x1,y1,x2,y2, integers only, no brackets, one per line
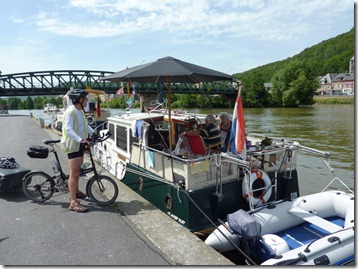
39,118,44,128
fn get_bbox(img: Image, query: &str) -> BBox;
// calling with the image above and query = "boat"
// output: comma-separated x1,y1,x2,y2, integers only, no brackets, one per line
51,88,111,135
98,57,354,265
204,153,354,265
98,110,308,231
43,103,59,113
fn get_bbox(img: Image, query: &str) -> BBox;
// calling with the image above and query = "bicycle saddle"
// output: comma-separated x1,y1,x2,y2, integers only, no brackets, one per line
43,139,61,145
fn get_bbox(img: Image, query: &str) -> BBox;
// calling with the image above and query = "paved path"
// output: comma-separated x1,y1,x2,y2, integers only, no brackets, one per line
0,115,170,266
0,115,233,266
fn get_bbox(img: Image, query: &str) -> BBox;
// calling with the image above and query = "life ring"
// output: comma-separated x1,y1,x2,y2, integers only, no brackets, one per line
86,115,95,125
243,169,272,206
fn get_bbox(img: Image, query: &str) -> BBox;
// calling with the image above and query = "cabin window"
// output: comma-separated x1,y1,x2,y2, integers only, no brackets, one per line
116,125,128,150
115,125,137,151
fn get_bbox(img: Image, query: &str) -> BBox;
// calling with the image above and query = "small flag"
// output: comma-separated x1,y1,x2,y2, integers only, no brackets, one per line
126,96,134,108
229,89,247,160
117,87,124,95
132,83,136,96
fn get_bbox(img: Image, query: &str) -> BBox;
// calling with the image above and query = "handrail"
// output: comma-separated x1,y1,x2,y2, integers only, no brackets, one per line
219,153,251,168
292,142,330,158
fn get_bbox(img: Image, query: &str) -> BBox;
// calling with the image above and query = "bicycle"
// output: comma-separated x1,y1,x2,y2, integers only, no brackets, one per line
93,143,112,171
22,131,119,206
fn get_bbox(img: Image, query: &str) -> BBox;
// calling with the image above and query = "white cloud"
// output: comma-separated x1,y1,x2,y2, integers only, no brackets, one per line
1,0,353,74
22,0,350,43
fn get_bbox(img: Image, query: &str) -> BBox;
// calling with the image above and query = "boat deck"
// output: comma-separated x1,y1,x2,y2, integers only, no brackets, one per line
277,216,344,250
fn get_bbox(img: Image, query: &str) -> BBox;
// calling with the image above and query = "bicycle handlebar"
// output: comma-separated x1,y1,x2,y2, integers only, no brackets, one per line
95,131,111,143
83,131,111,145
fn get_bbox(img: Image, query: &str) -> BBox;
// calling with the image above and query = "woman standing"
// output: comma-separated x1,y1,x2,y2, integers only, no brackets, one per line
61,89,94,213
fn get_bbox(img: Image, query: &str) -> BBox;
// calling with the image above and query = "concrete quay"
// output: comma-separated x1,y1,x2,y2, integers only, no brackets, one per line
0,114,234,266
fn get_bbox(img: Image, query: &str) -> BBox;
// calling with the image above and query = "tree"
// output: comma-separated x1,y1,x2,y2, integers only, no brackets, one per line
33,96,44,109
108,96,128,108
271,61,318,106
240,71,271,107
7,97,21,109
22,96,35,109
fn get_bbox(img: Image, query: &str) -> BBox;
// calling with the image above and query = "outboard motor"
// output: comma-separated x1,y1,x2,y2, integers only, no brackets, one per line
227,209,261,255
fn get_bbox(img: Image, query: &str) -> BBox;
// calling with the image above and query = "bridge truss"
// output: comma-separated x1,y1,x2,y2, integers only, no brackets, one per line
0,70,117,96
0,70,238,96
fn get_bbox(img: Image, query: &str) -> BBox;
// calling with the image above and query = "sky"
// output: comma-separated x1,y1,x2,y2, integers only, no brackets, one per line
0,0,354,76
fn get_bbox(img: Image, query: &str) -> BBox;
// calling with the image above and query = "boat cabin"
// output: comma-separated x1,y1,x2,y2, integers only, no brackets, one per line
102,111,297,193
102,112,240,190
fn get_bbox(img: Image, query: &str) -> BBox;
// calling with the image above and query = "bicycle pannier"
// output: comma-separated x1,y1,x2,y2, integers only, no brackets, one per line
27,145,49,159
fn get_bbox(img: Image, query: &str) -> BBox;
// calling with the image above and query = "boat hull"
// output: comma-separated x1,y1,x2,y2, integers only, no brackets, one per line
121,162,299,231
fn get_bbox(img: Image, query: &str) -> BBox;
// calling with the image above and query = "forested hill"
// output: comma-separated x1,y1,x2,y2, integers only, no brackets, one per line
234,27,354,82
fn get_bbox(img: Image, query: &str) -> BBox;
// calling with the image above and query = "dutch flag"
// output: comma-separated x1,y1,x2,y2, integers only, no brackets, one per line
229,89,247,160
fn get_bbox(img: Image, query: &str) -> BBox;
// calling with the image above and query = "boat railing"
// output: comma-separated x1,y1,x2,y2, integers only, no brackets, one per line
218,153,251,168
264,141,353,196
139,142,252,168
289,141,331,158
94,121,108,133
134,143,252,191
285,142,354,194
249,134,331,158
320,159,354,195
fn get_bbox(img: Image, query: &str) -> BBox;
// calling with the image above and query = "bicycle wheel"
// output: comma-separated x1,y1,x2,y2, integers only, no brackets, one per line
86,175,118,206
22,171,55,202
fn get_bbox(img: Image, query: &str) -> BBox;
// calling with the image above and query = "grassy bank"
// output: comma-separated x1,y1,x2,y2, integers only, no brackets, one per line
314,95,354,104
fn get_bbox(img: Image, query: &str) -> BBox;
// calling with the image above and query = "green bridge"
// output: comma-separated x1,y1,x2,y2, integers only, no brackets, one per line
0,70,238,97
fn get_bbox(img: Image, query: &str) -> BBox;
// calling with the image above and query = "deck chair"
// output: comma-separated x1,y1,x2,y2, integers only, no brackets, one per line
149,90,167,111
185,133,222,156
184,133,207,155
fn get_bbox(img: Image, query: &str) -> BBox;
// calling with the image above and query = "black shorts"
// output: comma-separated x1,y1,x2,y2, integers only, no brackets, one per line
67,144,85,159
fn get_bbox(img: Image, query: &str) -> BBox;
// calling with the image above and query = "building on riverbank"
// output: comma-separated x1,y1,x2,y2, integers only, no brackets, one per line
316,56,354,96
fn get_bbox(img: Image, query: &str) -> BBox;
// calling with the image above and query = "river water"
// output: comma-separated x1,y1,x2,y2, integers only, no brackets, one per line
202,104,355,195
15,104,354,195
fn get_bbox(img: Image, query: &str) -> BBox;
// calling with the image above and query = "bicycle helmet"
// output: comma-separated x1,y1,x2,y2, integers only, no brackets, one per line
0,156,19,169
67,89,89,104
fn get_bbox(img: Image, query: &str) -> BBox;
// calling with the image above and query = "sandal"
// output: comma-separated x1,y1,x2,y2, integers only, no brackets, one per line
76,191,88,199
69,201,88,213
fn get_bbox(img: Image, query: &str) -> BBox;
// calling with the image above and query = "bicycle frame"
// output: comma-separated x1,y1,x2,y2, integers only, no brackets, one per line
47,132,110,179
49,145,67,180
81,145,99,177
71,131,112,178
